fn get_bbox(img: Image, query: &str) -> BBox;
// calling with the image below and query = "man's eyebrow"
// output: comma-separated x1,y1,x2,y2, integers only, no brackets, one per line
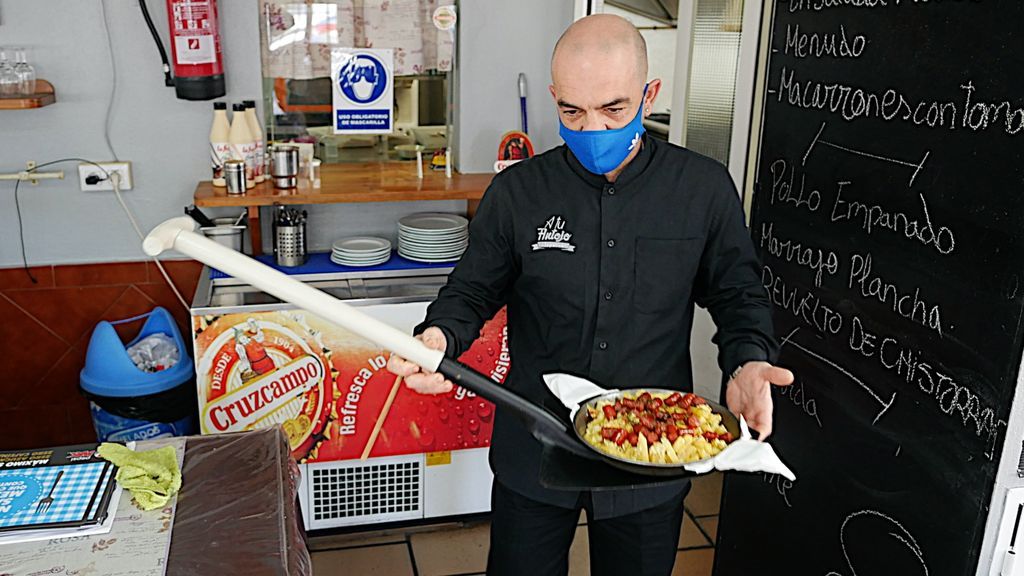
599,97,629,108
557,97,630,109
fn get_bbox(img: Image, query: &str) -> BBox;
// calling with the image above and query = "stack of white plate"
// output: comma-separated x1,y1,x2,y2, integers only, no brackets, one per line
397,213,469,263
331,236,392,267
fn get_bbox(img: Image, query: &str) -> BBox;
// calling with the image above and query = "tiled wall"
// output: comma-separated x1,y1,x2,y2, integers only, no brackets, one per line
0,260,202,450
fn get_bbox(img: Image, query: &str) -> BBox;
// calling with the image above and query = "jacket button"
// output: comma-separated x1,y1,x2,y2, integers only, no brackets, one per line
604,290,613,301
606,239,616,248
607,187,616,196
598,341,608,350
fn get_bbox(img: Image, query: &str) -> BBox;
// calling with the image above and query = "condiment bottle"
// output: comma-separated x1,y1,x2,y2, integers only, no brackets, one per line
228,103,256,189
209,102,231,187
243,100,265,183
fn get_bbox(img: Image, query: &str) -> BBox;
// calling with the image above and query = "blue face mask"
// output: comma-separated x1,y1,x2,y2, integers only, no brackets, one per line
559,85,648,175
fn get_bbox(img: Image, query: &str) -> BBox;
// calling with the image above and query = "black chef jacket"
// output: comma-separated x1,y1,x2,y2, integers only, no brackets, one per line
416,135,778,519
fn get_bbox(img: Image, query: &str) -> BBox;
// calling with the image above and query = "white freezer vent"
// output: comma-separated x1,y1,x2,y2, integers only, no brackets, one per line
310,458,423,526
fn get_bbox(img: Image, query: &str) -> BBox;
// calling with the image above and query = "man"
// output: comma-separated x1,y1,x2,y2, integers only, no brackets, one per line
388,14,794,576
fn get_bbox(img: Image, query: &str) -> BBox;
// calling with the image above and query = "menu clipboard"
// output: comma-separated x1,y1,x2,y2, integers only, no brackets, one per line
0,444,117,533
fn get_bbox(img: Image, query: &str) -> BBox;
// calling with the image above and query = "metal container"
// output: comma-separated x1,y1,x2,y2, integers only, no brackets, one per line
271,145,299,189
273,207,307,267
201,217,246,252
224,159,246,195
274,225,306,267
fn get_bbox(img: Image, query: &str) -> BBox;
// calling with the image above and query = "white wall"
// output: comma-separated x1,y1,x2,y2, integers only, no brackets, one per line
454,0,575,173
0,0,260,266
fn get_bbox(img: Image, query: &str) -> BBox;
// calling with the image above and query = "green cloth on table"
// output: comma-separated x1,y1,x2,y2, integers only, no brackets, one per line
97,443,182,511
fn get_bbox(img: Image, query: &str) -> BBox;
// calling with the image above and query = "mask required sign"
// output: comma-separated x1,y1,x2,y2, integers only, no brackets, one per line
332,48,394,134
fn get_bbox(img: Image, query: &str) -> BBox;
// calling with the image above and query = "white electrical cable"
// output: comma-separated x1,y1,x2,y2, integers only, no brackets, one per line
110,173,190,311
95,1,185,310
11,159,188,311
98,0,120,161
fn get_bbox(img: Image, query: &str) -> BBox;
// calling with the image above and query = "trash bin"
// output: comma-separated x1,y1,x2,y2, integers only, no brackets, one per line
79,306,197,442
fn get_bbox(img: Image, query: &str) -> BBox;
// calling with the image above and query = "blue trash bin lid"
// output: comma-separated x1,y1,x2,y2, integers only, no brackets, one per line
80,307,195,398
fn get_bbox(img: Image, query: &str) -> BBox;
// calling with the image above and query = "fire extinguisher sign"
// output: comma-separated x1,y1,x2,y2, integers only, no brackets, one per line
331,48,394,135
171,0,217,65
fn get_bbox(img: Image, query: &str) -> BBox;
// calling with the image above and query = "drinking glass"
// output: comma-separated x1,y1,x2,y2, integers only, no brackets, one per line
13,47,35,96
0,47,18,97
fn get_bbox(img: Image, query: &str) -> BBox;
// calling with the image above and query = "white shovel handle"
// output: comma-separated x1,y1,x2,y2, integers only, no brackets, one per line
143,217,445,372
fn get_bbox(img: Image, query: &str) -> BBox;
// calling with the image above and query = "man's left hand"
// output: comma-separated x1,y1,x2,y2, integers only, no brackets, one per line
725,361,795,441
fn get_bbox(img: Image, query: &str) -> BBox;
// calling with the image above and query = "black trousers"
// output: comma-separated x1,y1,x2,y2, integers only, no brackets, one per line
486,480,688,576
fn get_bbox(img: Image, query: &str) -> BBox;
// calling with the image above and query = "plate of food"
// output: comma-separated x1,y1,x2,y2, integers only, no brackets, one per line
572,389,741,472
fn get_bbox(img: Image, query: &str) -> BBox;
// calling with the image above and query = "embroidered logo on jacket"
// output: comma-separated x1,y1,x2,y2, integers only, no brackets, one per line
532,215,576,253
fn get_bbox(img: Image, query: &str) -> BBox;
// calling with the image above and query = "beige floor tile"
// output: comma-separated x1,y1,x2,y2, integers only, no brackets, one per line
696,516,718,542
672,548,715,576
679,513,711,548
578,509,587,525
307,530,406,551
686,473,723,517
568,525,590,576
410,522,490,576
312,544,414,576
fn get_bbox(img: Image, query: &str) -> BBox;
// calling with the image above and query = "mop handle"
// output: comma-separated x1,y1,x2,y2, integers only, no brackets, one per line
518,73,528,134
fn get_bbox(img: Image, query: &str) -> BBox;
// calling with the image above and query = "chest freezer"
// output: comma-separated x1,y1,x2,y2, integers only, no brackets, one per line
189,262,509,529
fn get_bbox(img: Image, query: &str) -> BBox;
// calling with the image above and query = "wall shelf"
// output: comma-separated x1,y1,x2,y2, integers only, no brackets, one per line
194,161,493,207
193,161,493,256
0,80,56,110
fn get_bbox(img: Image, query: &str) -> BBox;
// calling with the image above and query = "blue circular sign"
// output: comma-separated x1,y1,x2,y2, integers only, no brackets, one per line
0,475,43,517
337,53,388,105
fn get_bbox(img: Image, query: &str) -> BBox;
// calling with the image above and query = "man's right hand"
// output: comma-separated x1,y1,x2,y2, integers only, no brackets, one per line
386,326,455,395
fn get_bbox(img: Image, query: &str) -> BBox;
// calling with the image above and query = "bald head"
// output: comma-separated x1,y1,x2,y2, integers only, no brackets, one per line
551,14,648,85
548,13,660,146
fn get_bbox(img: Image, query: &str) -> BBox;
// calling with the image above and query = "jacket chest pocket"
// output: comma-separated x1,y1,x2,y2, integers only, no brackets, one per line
633,237,703,313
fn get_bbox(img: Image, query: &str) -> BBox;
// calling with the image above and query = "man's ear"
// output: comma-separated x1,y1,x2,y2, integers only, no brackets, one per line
549,84,557,102
643,79,663,116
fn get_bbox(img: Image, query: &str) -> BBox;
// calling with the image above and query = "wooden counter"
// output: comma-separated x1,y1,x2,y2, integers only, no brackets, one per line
194,161,493,255
194,161,493,207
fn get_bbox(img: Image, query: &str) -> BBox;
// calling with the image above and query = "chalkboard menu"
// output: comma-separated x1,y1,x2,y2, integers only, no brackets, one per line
715,2,1024,575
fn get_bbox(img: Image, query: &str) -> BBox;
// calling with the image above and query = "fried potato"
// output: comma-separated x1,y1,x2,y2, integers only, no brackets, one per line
581,390,732,465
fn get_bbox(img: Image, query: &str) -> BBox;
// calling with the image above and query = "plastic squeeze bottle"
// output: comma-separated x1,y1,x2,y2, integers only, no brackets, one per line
210,102,231,187
243,100,265,183
229,103,257,189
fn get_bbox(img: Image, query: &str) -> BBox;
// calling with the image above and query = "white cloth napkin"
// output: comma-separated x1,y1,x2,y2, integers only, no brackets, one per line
543,373,796,480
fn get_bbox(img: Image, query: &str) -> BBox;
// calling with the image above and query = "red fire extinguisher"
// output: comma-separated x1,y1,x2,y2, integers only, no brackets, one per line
139,0,226,101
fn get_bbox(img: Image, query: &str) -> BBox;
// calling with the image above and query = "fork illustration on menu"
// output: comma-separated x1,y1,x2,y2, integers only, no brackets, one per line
34,470,64,514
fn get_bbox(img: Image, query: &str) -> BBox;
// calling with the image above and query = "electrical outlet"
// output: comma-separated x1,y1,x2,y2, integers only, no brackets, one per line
78,161,133,191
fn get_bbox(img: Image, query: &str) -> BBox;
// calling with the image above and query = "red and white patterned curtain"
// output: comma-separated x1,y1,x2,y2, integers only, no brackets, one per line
260,0,454,79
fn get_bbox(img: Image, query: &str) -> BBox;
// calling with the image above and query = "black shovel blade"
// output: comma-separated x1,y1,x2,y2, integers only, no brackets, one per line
437,358,600,461
438,359,718,481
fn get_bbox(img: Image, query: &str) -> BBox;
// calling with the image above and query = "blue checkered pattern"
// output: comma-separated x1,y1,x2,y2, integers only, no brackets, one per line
0,463,109,528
